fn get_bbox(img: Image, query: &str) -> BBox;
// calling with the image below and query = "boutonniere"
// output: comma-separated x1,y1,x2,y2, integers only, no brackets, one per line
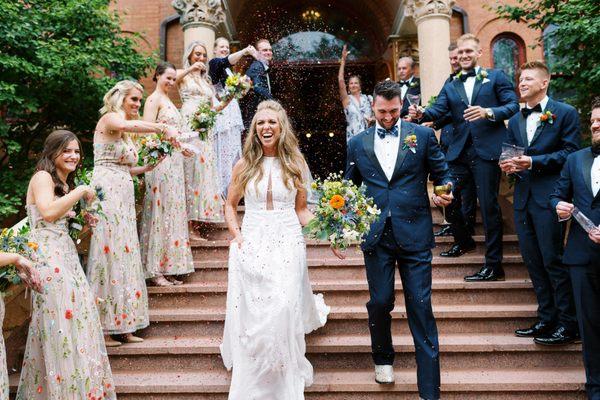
478,69,490,84
539,110,557,125
403,134,418,154
410,81,419,88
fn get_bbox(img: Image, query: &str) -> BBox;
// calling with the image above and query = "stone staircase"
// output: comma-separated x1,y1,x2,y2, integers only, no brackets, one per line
9,206,587,399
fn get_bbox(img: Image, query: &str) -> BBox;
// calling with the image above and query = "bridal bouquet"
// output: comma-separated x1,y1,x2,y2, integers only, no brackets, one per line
303,173,380,249
69,171,106,244
190,100,218,140
224,73,252,100
138,133,174,165
0,225,39,293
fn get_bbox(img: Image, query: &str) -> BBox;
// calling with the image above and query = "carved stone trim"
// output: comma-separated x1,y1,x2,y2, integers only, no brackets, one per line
405,0,454,23
172,0,226,30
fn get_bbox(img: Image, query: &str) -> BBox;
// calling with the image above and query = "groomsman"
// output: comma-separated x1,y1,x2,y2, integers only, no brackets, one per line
500,61,580,344
433,43,477,237
397,56,420,118
550,98,600,399
244,39,274,127
344,80,452,400
410,33,519,281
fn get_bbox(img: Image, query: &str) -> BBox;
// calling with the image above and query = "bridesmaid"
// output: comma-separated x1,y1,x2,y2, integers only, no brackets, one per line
177,41,230,240
209,38,256,196
17,130,116,399
87,80,178,347
0,252,41,399
140,62,194,286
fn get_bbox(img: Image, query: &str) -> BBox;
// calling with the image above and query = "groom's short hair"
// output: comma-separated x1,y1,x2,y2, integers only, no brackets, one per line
373,80,402,102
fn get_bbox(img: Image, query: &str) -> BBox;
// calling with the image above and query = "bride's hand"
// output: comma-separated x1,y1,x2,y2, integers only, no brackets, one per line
331,246,346,260
231,233,244,248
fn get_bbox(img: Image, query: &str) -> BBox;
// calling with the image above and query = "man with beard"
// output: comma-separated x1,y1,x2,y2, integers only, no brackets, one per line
500,61,580,345
410,33,519,281
550,98,600,399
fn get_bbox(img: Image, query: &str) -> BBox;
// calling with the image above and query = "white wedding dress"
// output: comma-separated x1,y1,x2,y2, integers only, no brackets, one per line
221,156,330,400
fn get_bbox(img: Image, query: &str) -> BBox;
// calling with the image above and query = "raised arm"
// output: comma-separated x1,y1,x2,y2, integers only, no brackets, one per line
338,45,350,109
489,70,519,122
100,112,177,139
228,45,257,66
30,171,95,223
176,62,206,85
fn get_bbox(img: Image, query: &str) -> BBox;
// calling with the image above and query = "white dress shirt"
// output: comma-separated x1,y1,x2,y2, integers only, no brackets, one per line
374,120,402,182
463,66,480,104
400,76,414,100
526,96,549,145
592,155,600,197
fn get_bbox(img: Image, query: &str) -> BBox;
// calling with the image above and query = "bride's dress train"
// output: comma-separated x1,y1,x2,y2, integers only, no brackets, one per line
221,156,329,400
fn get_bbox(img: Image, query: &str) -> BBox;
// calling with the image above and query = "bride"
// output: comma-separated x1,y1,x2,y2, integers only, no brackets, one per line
221,100,332,399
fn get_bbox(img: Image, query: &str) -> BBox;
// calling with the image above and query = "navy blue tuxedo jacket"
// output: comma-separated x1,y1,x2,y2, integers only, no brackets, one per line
400,77,421,118
507,98,580,210
423,68,519,162
550,148,600,266
345,122,451,252
246,60,273,106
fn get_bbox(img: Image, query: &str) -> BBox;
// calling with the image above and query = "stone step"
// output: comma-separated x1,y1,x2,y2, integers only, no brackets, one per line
190,236,521,260
147,278,537,309
11,368,584,399
141,304,540,338
191,256,528,282
104,333,582,371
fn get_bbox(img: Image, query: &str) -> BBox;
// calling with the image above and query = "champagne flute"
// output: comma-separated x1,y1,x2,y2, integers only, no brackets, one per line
407,93,421,107
433,183,452,225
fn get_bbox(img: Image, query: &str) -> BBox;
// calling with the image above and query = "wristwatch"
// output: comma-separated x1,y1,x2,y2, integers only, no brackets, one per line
485,108,495,120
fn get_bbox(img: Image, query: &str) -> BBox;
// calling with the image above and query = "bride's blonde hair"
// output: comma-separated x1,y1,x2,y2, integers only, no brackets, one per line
234,100,308,193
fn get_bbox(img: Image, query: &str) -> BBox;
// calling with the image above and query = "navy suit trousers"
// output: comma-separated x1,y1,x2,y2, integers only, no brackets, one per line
446,144,503,270
363,219,440,400
514,199,577,330
570,265,600,399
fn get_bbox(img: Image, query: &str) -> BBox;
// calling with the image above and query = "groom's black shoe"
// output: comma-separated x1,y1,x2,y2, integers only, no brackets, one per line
434,225,453,237
464,266,505,282
534,326,580,346
439,241,475,257
515,321,554,337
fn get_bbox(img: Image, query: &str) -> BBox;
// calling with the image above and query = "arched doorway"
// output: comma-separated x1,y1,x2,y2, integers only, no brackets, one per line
233,0,390,177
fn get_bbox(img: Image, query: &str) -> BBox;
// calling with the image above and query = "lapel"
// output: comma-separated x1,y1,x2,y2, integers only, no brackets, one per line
390,122,412,182
529,98,554,147
452,78,469,106
470,69,485,105
582,149,594,197
518,113,528,149
362,127,388,181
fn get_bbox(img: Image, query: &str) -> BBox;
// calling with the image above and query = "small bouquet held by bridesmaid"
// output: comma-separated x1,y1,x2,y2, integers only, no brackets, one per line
303,173,381,249
138,133,174,165
224,73,252,100
69,169,106,244
0,225,39,293
190,100,218,140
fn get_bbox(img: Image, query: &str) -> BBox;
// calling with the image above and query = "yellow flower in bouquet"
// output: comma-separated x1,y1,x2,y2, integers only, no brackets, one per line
225,73,252,99
0,225,39,293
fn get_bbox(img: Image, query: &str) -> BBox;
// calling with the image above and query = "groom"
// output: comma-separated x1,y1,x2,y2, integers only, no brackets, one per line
344,80,452,400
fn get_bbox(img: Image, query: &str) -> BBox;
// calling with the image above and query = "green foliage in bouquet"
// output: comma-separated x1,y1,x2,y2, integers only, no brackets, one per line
0,225,36,293
138,134,173,166
190,101,219,140
303,173,381,249
69,168,106,243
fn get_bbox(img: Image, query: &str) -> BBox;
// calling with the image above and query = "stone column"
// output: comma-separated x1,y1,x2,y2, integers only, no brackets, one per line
172,0,226,59
406,0,454,105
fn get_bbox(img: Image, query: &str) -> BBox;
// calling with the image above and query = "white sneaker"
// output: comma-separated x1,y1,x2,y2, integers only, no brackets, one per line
374,364,394,384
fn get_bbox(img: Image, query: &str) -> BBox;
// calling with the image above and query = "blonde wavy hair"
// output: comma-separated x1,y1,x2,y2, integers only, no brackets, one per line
234,100,308,193
183,41,212,84
99,80,144,140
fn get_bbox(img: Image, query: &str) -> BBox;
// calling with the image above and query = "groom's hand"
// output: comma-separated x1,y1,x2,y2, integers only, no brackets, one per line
433,191,453,207
331,246,346,260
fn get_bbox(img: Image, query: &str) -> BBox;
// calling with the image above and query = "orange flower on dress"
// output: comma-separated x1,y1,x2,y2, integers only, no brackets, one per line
37,386,43,394
329,195,345,209
194,190,200,196
56,375,62,383
65,309,73,319
152,186,158,194
124,245,130,253
103,245,110,254
54,267,60,273
157,199,161,206
121,313,127,320
174,240,180,247
27,242,38,251
200,156,205,163
135,290,142,299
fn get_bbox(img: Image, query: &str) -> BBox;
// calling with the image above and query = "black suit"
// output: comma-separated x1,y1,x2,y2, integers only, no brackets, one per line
345,121,451,400
506,97,580,332
243,60,274,127
399,76,421,118
550,148,600,399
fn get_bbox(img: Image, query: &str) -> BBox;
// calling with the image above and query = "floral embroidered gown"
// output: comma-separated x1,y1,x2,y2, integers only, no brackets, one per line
0,297,7,399
178,74,225,223
140,103,194,277
221,157,330,400
16,204,116,400
344,93,373,141
87,138,149,334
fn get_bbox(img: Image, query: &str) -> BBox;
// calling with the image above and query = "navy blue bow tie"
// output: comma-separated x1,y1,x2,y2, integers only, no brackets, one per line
521,104,543,118
377,125,399,139
459,70,477,82
399,80,410,87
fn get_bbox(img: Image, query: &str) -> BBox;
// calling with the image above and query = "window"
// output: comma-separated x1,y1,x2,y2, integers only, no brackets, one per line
273,32,363,62
492,34,526,85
